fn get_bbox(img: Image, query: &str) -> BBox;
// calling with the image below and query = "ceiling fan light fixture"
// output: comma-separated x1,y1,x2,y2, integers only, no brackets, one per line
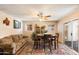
39,18,42,22
36,12,51,21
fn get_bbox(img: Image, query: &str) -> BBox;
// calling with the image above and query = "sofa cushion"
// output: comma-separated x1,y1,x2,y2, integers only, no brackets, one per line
12,35,19,42
0,34,28,54
18,34,23,40
0,36,13,45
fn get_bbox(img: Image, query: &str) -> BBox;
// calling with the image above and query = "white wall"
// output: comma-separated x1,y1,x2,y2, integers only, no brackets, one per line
23,21,57,37
0,11,23,39
57,9,79,43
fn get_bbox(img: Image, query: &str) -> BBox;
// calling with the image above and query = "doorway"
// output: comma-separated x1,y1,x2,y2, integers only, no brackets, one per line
64,20,79,52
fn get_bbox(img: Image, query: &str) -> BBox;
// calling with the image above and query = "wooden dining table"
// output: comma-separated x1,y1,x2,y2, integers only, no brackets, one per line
36,33,58,53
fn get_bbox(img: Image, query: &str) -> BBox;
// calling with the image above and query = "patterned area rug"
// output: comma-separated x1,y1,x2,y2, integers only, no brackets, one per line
32,49,65,55
19,44,78,55
32,44,65,55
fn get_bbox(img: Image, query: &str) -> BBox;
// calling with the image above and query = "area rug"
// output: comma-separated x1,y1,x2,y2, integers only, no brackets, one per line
19,44,78,55
32,48,65,55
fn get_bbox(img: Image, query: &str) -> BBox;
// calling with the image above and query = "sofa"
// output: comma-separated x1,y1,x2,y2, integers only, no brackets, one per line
0,34,29,55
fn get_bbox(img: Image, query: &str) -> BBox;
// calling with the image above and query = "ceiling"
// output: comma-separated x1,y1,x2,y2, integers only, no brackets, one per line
0,4,78,21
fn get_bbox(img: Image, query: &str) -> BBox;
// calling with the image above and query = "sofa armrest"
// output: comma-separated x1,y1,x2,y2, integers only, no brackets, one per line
11,42,16,54
0,44,13,54
0,48,13,55
23,36,28,38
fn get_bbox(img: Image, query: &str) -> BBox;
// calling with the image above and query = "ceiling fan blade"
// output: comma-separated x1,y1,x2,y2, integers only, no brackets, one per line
46,15,51,17
37,12,43,18
37,13,40,16
42,16,48,20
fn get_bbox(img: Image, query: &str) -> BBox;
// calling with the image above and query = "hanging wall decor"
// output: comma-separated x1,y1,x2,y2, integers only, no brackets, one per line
13,20,21,29
3,17,10,26
27,24,32,31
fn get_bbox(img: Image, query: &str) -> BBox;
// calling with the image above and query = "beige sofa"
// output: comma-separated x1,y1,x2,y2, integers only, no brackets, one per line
0,34,29,55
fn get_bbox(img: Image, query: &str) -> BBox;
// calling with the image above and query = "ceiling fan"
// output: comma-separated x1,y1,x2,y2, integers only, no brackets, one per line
37,12,51,20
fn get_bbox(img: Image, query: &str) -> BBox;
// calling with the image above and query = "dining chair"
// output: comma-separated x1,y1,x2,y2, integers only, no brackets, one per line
51,36,57,49
55,33,59,48
32,32,39,49
43,34,52,53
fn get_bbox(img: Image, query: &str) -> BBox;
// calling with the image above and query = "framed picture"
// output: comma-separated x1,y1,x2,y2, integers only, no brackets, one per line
13,20,21,29
27,24,32,31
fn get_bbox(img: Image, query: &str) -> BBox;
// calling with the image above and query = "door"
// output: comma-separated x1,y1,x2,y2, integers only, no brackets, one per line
64,20,79,52
72,20,79,52
64,22,73,48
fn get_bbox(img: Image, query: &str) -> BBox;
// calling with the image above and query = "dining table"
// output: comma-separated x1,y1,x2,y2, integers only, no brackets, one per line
36,33,58,53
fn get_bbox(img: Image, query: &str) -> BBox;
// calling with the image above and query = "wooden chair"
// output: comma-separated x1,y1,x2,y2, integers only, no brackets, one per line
43,34,52,53
51,36,57,49
55,33,59,48
33,39,39,49
32,32,38,49
32,33,42,49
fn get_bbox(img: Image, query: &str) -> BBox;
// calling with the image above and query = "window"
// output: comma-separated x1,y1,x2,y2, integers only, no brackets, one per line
48,25,54,32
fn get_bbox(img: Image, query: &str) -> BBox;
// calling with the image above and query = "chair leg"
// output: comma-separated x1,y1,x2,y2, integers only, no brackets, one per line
33,41,36,49
33,41,38,49
57,40,59,48
49,40,52,53
44,41,45,52
54,41,56,49
38,41,40,49
37,42,39,49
